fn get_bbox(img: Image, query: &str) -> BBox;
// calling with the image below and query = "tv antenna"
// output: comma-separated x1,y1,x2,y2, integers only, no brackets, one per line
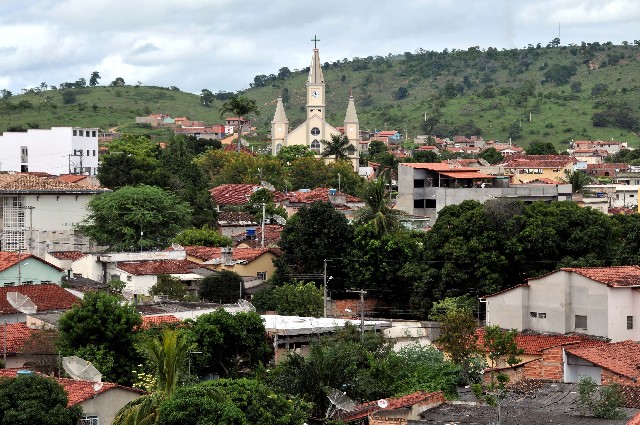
326,387,356,419
62,356,102,382
6,292,37,314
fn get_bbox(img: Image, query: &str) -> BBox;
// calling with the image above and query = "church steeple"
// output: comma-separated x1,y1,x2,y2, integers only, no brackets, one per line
344,92,360,164
306,36,325,121
271,97,289,155
307,48,325,84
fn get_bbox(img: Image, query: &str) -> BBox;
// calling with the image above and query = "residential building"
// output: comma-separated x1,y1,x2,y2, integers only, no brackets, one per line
334,391,446,423
396,162,572,220
175,124,225,139
371,130,402,145
0,251,64,287
210,184,264,211
278,187,364,219
484,266,640,342
564,340,640,385
0,283,80,322
0,369,142,425
270,45,359,171
500,155,577,184
114,259,205,296
135,113,174,127
0,127,99,175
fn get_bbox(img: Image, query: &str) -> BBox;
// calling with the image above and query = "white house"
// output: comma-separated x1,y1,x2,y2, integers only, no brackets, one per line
0,127,99,175
484,266,640,342
0,174,110,257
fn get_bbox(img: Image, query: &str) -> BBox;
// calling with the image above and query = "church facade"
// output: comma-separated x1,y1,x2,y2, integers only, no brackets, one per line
270,45,360,170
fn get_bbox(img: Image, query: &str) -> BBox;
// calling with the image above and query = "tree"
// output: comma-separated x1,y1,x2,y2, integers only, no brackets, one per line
219,95,260,151
276,145,314,164
367,140,388,157
89,71,101,86
198,271,244,303
277,67,292,79
435,308,483,384
156,378,310,425
200,89,215,106
412,149,439,163
57,292,143,385
0,374,82,425
61,90,76,104
542,63,577,85
111,77,126,86
78,185,191,251
273,202,353,287
252,281,323,317
563,169,592,193
150,275,188,301
321,133,351,160
189,310,273,377
172,226,231,247
354,173,402,236
577,376,624,419
0,89,12,100
526,141,558,155
393,86,408,100
480,147,503,165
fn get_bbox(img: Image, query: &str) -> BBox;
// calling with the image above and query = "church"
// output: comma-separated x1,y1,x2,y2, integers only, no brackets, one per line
270,41,360,170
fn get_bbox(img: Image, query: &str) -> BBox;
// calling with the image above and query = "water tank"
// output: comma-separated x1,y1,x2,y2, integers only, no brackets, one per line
328,188,337,195
246,228,256,237
16,370,33,375
493,177,510,188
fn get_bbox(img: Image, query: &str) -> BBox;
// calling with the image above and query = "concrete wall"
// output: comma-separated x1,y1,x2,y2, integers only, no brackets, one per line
0,127,99,175
79,388,142,425
485,286,528,331
0,260,63,287
564,352,601,383
71,254,104,282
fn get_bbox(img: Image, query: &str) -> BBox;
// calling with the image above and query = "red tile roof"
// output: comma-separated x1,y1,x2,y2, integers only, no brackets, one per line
0,174,105,192
284,187,362,204
141,315,181,328
438,171,495,179
48,251,86,261
501,155,577,168
565,341,640,379
56,175,87,184
116,260,201,276
0,284,80,314
560,266,640,287
0,323,35,354
476,329,598,355
337,391,446,422
0,370,143,406
183,246,280,263
210,184,262,206
401,162,479,171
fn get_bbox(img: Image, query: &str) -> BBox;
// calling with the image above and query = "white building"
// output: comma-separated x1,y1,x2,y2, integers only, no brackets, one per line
0,127,99,175
484,266,640,342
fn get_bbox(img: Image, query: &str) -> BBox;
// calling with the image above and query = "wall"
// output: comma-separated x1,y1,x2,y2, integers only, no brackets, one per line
564,351,601,383
607,288,640,342
485,286,528,331
79,388,141,425
0,260,63,287
71,255,104,282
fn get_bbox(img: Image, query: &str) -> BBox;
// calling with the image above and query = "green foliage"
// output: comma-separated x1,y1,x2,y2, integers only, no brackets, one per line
563,169,592,193
429,295,477,320
321,133,353,160
78,185,191,251
107,279,127,295
542,63,577,85
198,270,244,303
247,188,288,223
150,275,188,301
526,140,558,155
0,374,83,425
172,226,231,247
57,292,142,385
412,149,439,163
577,376,624,419
252,281,323,317
188,310,273,378
276,145,314,164
479,147,503,164
353,174,402,236
156,379,311,425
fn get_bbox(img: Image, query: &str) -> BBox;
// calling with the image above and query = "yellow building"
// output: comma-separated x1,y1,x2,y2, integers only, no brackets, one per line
181,246,280,283
501,155,577,184
271,40,359,170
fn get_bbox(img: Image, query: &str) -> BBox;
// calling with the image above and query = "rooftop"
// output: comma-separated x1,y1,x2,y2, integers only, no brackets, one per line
476,329,600,355
0,284,80,314
0,173,108,193
560,266,640,287
0,322,35,354
209,184,262,206
565,340,640,379
116,259,201,276
48,251,86,261
183,246,281,263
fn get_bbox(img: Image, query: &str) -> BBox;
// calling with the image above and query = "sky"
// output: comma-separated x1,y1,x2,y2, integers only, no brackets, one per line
1,0,639,96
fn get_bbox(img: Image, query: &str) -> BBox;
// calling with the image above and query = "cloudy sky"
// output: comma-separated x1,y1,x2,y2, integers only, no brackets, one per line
1,0,639,95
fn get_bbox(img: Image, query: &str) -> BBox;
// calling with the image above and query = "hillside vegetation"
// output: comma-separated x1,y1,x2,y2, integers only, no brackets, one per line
2,41,640,150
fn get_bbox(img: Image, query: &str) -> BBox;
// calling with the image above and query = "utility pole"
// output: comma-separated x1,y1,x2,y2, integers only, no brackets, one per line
323,259,328,317
261,203,266,248
359,289,367,342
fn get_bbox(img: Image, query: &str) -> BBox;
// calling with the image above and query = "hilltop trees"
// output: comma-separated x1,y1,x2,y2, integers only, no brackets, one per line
89,71,101,86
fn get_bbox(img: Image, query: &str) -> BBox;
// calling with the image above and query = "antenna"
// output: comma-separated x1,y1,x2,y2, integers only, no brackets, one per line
62,356,102,382
377,399,389,409
326,388,356,418
6,292,37,314
236,299,256,312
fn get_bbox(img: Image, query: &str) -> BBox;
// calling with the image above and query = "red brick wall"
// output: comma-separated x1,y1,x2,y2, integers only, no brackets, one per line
369,418,407,425
601,369,637,386
523,346,564,381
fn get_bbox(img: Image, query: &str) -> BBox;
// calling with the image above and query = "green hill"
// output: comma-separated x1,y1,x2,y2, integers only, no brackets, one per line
2,41,640,150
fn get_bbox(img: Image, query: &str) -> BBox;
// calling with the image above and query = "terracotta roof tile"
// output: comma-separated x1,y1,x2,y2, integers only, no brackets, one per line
116,260,201,276
476,329,599,355
183,246,281,262
0,174,105,192
337,391,446,421
210,184,262,206
560,266,640,287
217,211,257,225
0,284,80,314
401,162,479,171
284,187,362,204
0,323,35,353
56,175,87,184
48,251,86,261
565,341,640,379
501,154,577,168
141,315,181,328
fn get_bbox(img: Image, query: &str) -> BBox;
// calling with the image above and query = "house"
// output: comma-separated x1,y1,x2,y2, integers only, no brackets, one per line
225,117,250,133
0,127,99,175
111,259,205,296
564,340,640,385
55,174,100,187
175,124,225,139
484,266,640,342
587,162,629,178
217,211,259,239
0,251,65,287
0,369,143,425
0,283,80,322
333,391,446,424
135,113,174,127
0,173,111,257
210,184,264,211
396,162,572,220
500,154,577,184
234,224,283,248
278,187,365,219
371,130,402,145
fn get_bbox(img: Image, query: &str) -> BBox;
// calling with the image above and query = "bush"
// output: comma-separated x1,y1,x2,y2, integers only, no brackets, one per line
577,376,624,419
198,271,244,303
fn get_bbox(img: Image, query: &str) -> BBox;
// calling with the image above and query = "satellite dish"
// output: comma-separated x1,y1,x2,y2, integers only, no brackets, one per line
272,214,287,226
326,388,356,418
93,382,104,392
377,399,389,409
6,292,37,314
237,299,256,312
62,356,102,382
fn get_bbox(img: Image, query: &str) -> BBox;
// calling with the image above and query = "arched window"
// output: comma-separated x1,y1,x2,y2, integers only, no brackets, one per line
310,139,321,153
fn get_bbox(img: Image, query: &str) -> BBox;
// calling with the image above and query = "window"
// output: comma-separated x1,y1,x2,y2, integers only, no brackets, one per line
538,313,546,319
575,315,587,329
92,130,97,137
20,146,28,163
73,129,78,136
530,312,537,318
93,150,96,156
310,140,321,153
413,199,436,209
126,275,132,282
257,272,267,280
79,416,99,425
310,127,320,136
628,316,633,330
414,179,425,188
79,130,84,136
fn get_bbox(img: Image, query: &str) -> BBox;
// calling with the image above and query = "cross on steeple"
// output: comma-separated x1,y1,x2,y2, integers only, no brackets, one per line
311,35,320,49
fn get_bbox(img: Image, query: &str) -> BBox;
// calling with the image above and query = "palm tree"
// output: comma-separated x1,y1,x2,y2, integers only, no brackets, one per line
321,134,351,160
112,328,193,425
219,95,260,151
563,169,592,193
354,171,403,235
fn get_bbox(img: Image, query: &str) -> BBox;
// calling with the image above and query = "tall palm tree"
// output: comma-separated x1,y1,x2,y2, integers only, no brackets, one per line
321,134,351,160
354,171,403,235
563,169,592,193
219,95,260,151
112,328,193,425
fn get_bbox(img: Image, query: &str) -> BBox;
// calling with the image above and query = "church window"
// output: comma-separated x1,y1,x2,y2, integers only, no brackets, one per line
311,127,320,136
311,140,321,153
